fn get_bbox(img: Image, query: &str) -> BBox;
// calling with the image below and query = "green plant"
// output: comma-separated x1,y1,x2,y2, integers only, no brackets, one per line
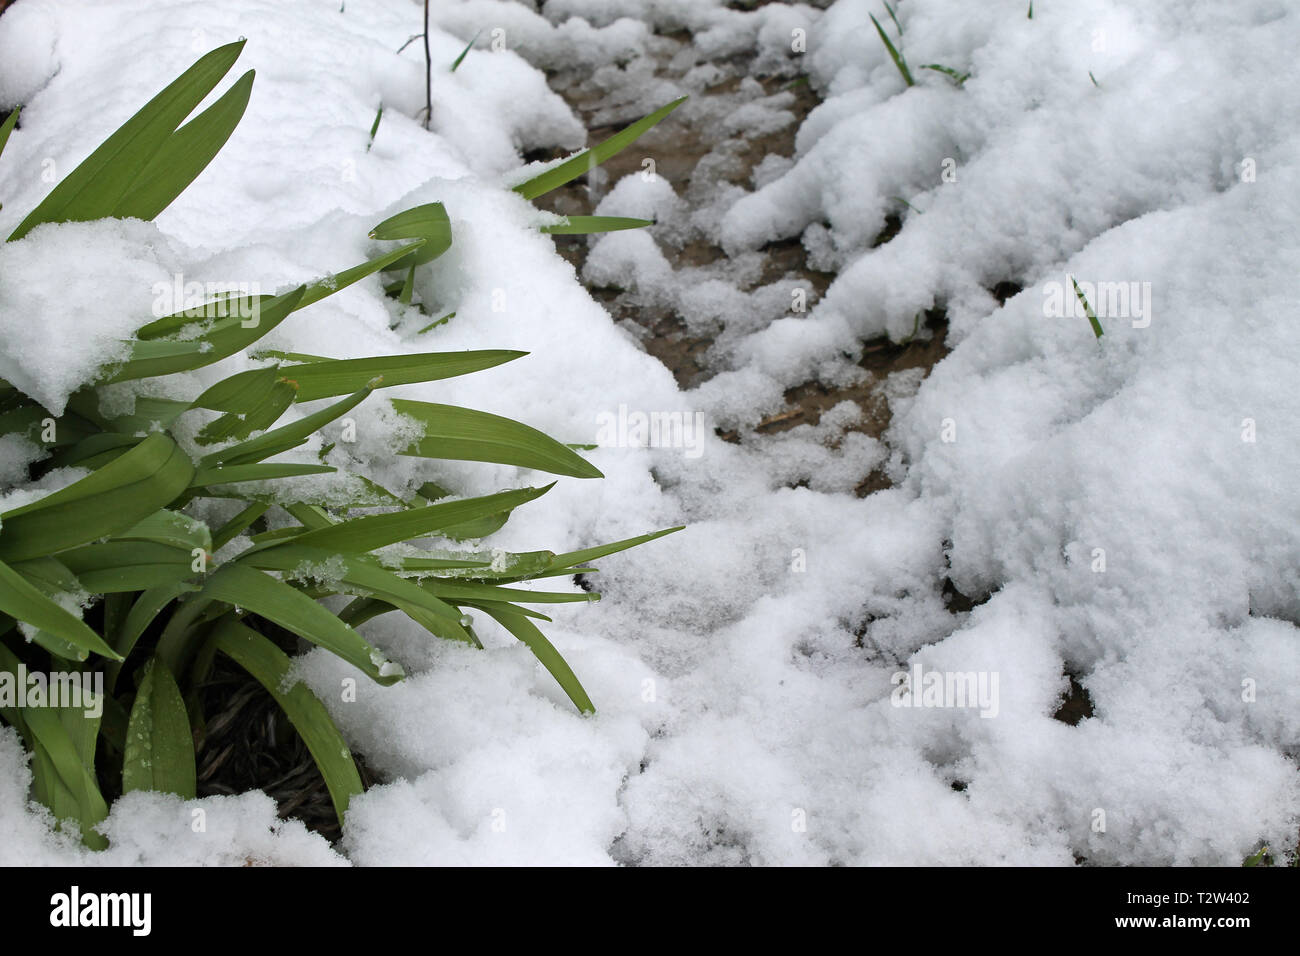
512,96,688,236
870,10,970,91
1070,276,1105,339
870,12,914,88
0,41,679,848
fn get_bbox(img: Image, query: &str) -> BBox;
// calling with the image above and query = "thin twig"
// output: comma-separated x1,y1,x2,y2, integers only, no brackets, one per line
422,0,432,129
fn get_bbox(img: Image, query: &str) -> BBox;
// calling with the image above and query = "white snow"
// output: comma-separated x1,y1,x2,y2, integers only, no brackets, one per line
0,0,1295,866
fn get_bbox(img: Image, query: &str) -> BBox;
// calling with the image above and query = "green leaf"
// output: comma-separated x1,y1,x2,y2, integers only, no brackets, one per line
108,286,307,381
424,579,596,606
191,462,336,488
268,484,551,554
366,102,383,152
239,544,472,643
192,365,283,411
392,399,602,479
122,657,197,799
548,526,683,571
117,509,212,553
198,562,403,684
281,350,525,403
211,501,269,551
296,239,430,310
212,619,364,825
0,107,19,167
540,216,653,235
56,541,197,593
0,433,195,562
106,582,196,692
512,97,687,201
920,63,970,87
1071,276,1105,339
0,558,120,661
450,30,482,72
871,13,914,88
8,41,247,240
198,386,371,468
479,603,595,714
369,202,452,270
113,69,255,220
0,645,109,848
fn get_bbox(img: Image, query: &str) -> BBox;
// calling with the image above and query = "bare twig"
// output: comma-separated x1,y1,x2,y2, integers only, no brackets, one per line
422,0,432,129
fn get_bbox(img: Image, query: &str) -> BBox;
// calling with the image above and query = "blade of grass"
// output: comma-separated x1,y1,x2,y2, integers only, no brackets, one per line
870,13,914,87
512,97,687,201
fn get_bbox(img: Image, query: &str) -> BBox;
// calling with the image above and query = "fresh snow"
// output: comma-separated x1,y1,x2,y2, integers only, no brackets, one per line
0,0,1295,866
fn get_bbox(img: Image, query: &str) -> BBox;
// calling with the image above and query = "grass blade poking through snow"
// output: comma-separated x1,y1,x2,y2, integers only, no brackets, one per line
0,107,19,171
513,97,687,200
870,13,914,88
366,103,383,151
1071,276,1106,339
451,30,482,71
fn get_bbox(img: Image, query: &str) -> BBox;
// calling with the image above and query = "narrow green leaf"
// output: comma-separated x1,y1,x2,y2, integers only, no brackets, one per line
1071,276,1105,339
212,619,363,825
109,286,307,381
199,563,403,684
268,484,550,554
106,582,196,692
512,97,687,201
297,239,429,310
540,216,654,235
198,386,371,469
479,603,595,714
0,107,20,166
871,13,914,87
0,433,195,562
122,657,196,799
0,644,109,848
366,102,383,152
0,558,120,661
280,350,524,403
548,526,683,571
113,70,255,220
393,399,602,479
8,41,246,240
450,30,482,72
191,462,336,488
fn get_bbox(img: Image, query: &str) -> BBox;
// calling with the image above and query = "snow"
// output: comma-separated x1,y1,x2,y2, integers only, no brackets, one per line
0,219,182,415
0,0,1296,866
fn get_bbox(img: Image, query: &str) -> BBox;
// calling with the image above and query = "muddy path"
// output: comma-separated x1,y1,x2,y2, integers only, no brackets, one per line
527,16,961,496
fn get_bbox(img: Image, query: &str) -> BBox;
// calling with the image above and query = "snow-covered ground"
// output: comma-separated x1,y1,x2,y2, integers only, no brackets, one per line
0,0,1296,865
